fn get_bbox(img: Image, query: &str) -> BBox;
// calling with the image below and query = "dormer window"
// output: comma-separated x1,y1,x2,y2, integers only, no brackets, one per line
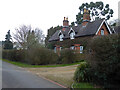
70,32,75,39
59,33,64,41
101,29,104,35
68,28,75,40
58,31,64,41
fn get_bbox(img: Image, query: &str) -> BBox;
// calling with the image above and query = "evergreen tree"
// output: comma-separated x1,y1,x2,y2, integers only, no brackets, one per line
75,1,114,24
4,30,13,49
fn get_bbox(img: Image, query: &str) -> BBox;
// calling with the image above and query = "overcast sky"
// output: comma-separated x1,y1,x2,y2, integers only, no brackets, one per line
0,0,119,41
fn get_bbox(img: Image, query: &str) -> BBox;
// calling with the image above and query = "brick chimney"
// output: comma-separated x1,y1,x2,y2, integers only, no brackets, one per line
82,8,90,26
62,17,69,31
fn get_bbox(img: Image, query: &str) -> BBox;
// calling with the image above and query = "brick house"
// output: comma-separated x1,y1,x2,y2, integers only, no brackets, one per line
49,9,113,53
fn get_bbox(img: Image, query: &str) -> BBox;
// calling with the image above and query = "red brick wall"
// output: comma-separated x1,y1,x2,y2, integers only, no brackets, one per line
97,23,109,35
83,14,90,21
74,44,80,53
74,44,80,50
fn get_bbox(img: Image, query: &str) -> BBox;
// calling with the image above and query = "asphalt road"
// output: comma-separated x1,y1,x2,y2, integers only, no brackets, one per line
2,61,63,88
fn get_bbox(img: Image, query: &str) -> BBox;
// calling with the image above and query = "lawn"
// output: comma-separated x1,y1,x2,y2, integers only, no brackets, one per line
72,82,94,88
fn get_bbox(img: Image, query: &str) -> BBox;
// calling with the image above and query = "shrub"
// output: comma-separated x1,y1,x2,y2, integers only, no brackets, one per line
2,46,58,65
75,53,86,62
27,47,58,65
86,34,120,88
2,49,26,62
58,49,76,64
74,62,90,83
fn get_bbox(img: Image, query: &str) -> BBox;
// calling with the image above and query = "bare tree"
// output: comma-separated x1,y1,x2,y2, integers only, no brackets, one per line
13,25,45,49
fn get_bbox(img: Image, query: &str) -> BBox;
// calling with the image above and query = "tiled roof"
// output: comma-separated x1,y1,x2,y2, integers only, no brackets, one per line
114,26,120,33
49,19,110,42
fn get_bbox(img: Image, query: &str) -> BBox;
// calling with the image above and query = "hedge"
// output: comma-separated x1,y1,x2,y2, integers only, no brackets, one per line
74,34,120,88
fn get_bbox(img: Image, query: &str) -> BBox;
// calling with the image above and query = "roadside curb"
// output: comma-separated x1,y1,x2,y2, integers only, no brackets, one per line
36,73,67,88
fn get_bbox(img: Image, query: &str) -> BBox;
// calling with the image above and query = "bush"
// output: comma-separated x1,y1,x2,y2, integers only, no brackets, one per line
2,47,58,65
86,34,120,88
75,53,86,62
2,49,26,62
74,62,90,83
27,47,58,65
58,49,76,64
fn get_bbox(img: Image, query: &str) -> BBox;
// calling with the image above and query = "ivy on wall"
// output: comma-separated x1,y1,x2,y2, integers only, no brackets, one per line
49,36,93,49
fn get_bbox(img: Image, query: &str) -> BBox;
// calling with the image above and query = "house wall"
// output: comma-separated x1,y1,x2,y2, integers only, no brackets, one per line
52,23,110,53
97,23,109,35
53,36,93,54
55,36,93,48
74,44,80,50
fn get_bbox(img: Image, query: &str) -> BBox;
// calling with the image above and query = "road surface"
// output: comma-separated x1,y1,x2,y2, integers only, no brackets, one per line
2,61,64,88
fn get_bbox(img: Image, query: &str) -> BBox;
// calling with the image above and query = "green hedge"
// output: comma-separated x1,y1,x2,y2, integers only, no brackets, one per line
58,49,76,64
2,49,26,62
74,34,120,88
87,34,120,88
27,47,58,65
2,47,85,65
58,49,85,64
2,47,58,65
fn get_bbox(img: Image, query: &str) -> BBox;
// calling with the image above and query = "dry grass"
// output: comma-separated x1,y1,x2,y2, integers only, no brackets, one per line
25,65,78,87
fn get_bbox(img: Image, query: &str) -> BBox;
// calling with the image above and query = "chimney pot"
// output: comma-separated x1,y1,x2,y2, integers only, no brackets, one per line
63,17,69,31
64,17,66,20
66,17,68,20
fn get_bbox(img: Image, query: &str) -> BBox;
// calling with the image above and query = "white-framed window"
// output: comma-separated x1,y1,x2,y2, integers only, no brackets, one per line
59,34,64,41
54,47,56,53
68,28,75,40
70,46,75,50
101,29,104,35
80,46,83,53
70,32,75,39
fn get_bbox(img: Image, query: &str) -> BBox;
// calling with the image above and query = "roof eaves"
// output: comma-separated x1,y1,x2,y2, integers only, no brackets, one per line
104,20,112,34
68,27,75,35
95,19,105,35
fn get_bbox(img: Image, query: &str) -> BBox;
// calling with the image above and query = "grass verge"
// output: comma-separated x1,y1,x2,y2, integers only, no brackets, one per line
72,82,94,88
1,59,83,68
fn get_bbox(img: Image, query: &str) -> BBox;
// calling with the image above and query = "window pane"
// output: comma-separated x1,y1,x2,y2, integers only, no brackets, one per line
70,32,74,39
80,46,83,53
60,34,63,41
101,29,104,35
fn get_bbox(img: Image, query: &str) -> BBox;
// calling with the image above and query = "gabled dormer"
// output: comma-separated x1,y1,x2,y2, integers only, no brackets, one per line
95,19,112,35
68,28,75,39
58,31,64,41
